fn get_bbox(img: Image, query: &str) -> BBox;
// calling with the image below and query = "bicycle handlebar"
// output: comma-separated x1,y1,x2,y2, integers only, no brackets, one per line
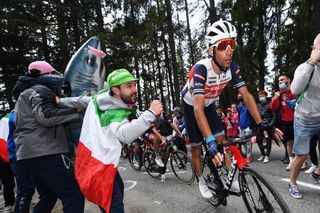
225,132,258,147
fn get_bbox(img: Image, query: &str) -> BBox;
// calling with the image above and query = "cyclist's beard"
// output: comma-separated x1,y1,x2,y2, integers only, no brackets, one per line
120,92,137,104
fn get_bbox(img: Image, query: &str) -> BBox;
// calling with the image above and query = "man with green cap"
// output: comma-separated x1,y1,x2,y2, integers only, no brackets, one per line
75,68,163,213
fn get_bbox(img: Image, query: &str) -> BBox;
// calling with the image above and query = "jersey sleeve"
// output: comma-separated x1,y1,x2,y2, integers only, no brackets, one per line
230,63,246,89
192,64,207,96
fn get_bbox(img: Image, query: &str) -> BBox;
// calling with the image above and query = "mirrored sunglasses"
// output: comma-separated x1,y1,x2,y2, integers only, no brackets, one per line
212,39,236,52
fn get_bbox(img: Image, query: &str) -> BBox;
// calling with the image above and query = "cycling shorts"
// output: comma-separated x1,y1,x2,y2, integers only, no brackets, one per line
182,99,224,147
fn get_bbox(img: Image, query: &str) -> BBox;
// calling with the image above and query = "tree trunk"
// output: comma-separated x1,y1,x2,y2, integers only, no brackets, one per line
312,0,320,38
152,29,165,105
164,0,180,107
184,0,195,65
54,0,69,67
134,51,142,110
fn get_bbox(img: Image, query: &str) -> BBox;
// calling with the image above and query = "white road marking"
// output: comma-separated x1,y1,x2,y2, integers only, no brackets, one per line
281,178,320,190
118,166,127,171
124,180,137,191
153,201,161,205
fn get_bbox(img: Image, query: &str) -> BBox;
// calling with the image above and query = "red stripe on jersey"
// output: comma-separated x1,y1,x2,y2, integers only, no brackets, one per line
194,74,205,80
188,67,195,81
204,80,230,89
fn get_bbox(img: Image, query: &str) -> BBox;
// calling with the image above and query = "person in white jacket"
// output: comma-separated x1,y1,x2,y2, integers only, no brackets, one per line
289,33,320,199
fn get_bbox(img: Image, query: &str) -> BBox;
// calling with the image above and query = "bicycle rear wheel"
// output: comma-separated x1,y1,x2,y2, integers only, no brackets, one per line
143,150,161,178
239,167,290,213
128,147,142,171
170,150,195,185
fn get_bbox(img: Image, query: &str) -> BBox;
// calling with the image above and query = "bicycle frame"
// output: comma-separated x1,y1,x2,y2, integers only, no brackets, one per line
204,142,250,198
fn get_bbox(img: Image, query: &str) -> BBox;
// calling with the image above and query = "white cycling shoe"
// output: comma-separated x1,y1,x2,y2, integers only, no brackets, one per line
199,181,213,199
155,156,165,167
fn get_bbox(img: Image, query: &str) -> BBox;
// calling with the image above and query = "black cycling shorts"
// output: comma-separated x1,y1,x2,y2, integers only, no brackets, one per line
182,99,224,147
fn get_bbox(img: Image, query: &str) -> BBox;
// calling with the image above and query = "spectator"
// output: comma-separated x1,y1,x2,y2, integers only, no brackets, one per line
256,90,276,163
224,108,238,140
289,34,320,198
0,113,15,213
270,73,298,170
7,111,36,213
237,93,253,162
12,61,85,212
216,105,226,128
74,69,163,213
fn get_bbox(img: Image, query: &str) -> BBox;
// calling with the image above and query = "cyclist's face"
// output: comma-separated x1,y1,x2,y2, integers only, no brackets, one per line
119,81,138,104
211,39,234,68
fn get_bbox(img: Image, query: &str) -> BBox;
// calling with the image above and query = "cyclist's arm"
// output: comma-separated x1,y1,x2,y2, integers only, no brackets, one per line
169,122,182,137
194,94,212,139
238,86,262,125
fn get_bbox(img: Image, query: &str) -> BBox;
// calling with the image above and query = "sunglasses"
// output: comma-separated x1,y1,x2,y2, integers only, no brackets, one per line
212,39,236,52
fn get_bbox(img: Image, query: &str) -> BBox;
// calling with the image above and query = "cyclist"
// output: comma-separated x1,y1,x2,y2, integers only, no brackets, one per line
172,107,188,154
181,19,269,200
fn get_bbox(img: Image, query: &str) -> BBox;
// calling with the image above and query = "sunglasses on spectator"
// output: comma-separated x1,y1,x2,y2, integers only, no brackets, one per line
212,39,236,52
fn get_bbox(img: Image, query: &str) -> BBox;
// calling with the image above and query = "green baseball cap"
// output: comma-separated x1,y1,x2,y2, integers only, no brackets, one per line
107,69,138,88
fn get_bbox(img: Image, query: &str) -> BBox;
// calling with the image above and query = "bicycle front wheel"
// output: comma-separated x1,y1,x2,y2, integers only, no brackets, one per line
170,150,195,185
239,167,290,213
143,150,161,178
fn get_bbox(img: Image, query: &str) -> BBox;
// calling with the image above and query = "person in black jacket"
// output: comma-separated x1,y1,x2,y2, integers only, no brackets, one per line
12,61,85,213
256,90,276,163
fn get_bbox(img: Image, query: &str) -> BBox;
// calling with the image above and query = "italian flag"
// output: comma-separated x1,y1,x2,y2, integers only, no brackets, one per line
75,94,135,212
0,113,10,163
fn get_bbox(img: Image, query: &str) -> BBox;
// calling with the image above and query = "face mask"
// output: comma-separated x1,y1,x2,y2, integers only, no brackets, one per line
259,97,266,103
279,82,287,90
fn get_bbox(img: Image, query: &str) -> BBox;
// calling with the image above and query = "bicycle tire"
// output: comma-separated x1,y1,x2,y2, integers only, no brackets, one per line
128,148,142,171
143,150,161,178
239,167,291,213
170,150,195,185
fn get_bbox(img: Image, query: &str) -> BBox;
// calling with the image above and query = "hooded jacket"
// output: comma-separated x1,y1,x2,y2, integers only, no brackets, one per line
13,74,80,160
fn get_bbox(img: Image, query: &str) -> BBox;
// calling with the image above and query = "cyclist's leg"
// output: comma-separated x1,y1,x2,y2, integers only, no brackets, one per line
190,145,203,176
182,100,212,198
149,133,160,155
133,142,139,156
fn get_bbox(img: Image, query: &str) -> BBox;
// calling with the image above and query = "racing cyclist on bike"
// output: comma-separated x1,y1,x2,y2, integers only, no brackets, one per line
181,19,282,200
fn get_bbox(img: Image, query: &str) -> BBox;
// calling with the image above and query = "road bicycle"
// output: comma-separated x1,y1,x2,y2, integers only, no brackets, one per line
143,139,195,185
128,136,153,171
202,133,290,212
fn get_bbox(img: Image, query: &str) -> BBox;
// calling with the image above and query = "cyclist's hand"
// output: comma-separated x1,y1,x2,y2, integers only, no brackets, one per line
206,135,222,166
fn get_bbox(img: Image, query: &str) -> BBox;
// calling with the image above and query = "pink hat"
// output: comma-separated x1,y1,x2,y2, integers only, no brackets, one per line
226,108,232,112
28,61,57,75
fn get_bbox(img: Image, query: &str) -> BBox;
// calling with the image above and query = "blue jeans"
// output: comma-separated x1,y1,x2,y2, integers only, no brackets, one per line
100,171,124,213
10,159,35,213
293,117,320,155
20,154,84,213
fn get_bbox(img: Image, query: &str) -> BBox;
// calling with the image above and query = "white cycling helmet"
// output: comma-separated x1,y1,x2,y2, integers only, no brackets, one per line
205,19,237,48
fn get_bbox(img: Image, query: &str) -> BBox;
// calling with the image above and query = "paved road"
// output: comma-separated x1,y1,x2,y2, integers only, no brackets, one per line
1,143,320,212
